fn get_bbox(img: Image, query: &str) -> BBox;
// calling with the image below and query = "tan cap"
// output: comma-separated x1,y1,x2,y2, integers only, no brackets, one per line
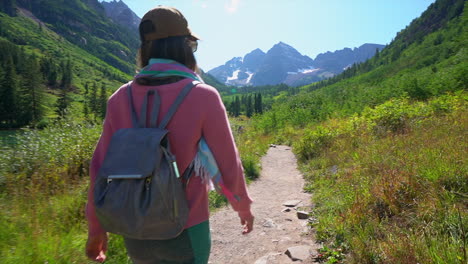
140,6,200,41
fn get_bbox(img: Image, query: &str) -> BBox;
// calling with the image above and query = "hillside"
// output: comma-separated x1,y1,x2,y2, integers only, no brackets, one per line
101,0,140,31
313,43,386,74
255,0,466,129
246,0,467,262
0,0,466,263
14,0,139,74
0,0,137,127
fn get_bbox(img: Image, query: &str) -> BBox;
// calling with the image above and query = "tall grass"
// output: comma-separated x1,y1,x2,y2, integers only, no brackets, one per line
0,115,270,263
293,93,467,263
230,116,271,182
0,120,102,263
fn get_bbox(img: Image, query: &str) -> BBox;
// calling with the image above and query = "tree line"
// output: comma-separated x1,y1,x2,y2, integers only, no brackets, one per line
0,39,108,128
82,81,108,121
0,40,49,128
226,93,263,118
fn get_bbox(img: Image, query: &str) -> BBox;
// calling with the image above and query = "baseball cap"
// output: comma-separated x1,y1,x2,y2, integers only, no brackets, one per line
140,6,200,41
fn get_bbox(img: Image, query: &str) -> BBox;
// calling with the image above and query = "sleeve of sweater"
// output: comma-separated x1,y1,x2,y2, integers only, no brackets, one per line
85,108,114,236
201,85,253,213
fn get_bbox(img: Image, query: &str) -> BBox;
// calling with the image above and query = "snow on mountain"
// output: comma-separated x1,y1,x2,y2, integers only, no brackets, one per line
227,70,241,81
208,42,316,86
208,42,385,87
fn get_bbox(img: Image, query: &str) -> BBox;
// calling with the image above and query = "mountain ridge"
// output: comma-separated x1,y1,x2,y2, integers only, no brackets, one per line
100,0,140,31
208,42,385,87
13,0,139,74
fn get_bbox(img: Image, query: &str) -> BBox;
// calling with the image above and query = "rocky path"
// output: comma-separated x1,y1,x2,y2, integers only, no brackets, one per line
209,145,320,264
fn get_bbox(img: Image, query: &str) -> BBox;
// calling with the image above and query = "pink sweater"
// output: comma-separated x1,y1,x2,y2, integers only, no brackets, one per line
86,78,253,236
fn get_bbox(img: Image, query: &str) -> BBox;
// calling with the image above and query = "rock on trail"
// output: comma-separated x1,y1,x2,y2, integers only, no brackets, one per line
209,145,320,263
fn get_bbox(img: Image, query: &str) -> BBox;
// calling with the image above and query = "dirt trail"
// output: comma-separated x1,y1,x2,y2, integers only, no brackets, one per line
209,145,320,264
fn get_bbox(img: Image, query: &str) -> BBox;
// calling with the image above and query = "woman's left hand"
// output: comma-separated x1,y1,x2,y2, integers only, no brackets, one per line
239,210,255,234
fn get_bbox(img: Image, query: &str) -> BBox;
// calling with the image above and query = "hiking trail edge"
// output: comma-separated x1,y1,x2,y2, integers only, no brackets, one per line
209,145,321,264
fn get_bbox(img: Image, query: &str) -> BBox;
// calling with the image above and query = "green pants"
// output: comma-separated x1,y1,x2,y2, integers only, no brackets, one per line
124,221,211,264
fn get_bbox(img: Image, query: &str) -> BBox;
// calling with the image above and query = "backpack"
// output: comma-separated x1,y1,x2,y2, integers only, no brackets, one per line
93,80,199,240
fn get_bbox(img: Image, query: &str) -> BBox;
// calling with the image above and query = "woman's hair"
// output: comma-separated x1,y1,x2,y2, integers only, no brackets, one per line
137,20,198,71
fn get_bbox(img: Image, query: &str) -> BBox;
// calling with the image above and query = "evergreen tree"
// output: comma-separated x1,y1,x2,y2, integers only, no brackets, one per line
19,55,45,125
256,93,263,114
0,64,4,125
227,101,235,116
374,48,380,60
98,83,107,119
55,59,73,118
235,96,241,117
41,58,57,86
83,99,89,119
55,88,70,118
246,94,253,118
90,82,98,115
60,59,72,89
0,57,19,127
48,66,57,87
406,78,430,100
2,0,16,16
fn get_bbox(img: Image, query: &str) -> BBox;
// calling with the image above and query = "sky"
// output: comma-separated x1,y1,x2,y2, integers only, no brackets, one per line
103,0,436,71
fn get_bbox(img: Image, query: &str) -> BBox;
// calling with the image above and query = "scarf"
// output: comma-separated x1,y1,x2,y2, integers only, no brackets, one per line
135,59,239,203
135,58,203,82
193,138,240,202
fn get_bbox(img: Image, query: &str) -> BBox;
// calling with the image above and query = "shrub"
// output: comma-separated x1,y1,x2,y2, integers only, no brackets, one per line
362,97,413,135
0,120,100,195
293,125,337,162
298,96,467,263
241,154,260,181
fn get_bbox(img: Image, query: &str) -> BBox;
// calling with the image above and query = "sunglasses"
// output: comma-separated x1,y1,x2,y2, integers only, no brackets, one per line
187,39,198,53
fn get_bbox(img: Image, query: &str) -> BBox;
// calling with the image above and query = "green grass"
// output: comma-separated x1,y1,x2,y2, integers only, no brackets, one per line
0,115,271,263
1,2,465,262
293,93,467,263
0,120,100,263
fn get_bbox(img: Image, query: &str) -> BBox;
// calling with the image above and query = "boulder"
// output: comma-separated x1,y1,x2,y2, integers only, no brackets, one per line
285,245,312,261
297,210,309,219
282,200,302,207
262,218,276,228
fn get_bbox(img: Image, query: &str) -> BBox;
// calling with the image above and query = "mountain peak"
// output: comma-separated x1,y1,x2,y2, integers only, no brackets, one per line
243,49,266,72
268,42,303,56
208,41,386,87
358,43,385,51
250,48,265,54
101,0,141,31
226,57,243,64
273,41,294,49
313,43,386,74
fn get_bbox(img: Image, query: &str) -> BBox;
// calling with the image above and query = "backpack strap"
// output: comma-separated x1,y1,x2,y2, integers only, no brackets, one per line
149,90,161,128
127,84,162,128
127,80,199,129
138,90,151,128
158,81,200,129
127,83,139,128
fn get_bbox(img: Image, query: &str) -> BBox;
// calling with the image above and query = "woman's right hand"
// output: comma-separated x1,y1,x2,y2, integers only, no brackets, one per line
238,210,254,234
86,232,108,263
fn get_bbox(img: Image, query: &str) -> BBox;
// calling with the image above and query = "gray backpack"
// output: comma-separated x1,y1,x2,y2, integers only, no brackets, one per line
93,80,199,240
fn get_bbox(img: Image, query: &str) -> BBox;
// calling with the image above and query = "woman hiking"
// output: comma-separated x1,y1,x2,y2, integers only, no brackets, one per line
85,6,254,264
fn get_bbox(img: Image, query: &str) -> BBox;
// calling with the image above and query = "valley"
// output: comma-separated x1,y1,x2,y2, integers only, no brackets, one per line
0,0,466,263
